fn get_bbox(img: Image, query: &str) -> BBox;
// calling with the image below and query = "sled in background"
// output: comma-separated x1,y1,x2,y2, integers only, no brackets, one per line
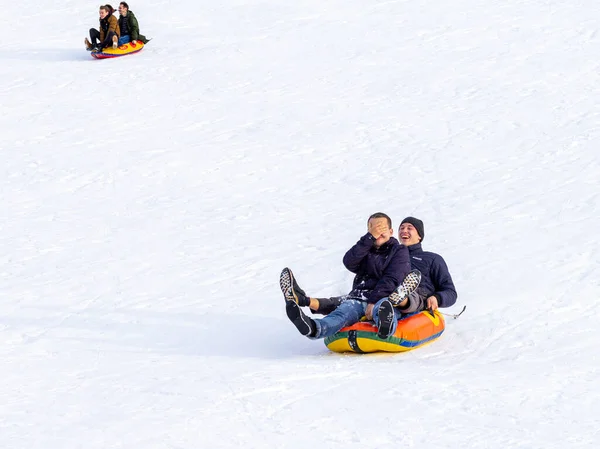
90,40,145,59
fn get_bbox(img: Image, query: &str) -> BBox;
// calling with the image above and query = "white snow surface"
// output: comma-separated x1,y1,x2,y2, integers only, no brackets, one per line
2,0,600,448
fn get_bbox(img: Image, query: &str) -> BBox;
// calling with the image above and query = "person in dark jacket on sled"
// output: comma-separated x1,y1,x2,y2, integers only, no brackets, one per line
117,2,149,46
86,5,120,52
395,217,457,313
280,213,422,340
294,216,458,319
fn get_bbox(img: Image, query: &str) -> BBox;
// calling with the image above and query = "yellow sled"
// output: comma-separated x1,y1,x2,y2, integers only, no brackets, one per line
91,40,145,59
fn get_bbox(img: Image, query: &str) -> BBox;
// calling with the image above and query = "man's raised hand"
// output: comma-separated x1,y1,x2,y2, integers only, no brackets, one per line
368,217,388,239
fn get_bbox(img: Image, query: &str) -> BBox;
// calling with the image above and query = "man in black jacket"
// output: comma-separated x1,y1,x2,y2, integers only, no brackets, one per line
117,2,149,45
300,216,459,318
280,213,412,340
394,217,457,313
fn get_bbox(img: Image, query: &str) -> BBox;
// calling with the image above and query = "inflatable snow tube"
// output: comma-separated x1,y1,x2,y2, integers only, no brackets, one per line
324,310,445,353
92,40,145,59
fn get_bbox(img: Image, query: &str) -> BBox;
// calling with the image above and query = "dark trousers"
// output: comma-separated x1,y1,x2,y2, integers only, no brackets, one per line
89,28,117,49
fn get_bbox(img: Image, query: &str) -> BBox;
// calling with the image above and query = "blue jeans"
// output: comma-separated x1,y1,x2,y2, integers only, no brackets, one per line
118,35,131,46
311,298,401,339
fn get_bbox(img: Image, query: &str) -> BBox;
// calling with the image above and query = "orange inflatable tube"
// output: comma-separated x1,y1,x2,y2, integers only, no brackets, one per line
325,310,445,353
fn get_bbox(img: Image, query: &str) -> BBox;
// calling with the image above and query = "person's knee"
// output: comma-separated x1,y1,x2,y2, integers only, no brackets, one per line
344,299,364,313
331,299,361,321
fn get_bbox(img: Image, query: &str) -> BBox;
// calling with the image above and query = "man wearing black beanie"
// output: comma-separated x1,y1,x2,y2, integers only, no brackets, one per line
399,217,424,242
395,217,457,313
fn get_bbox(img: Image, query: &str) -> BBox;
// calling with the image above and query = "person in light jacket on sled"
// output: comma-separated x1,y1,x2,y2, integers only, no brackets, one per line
86,5,120,52
280,213,422,340
117,2,149,46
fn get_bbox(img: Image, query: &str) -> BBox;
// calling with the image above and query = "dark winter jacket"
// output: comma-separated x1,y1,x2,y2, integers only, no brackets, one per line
100,14,120,42
407,243,457,308
343,234,411,304
119,11,148,43
118,14,130,36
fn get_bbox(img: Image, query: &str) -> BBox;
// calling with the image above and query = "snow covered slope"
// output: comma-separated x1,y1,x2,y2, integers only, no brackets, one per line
1,1,599,448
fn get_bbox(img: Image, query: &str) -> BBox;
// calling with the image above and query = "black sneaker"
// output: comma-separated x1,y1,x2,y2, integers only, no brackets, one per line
377,299,395,339
389,269,422,306
286,302,316,337
279,268,309,306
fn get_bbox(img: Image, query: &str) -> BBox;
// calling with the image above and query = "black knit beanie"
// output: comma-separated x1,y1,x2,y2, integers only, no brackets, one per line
401,217,424,241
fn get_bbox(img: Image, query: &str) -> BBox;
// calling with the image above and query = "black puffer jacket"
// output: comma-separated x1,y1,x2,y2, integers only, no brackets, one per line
406,243,457,308
343,234,410,304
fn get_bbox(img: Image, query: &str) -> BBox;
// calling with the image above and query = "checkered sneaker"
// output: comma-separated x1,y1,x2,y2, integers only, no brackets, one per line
389,269,422,306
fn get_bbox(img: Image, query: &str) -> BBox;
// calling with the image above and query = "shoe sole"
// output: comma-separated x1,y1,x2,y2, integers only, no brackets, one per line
286,302,314,336
279,268,298,304
377,300,395,339
389,269,421,305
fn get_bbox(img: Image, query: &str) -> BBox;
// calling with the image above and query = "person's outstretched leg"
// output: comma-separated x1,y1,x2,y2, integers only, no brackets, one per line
310,299,364,339
280,267,317,337
286,302,316,336
89,28,101,48
285,298,364,339
279,268,310,306
309,296,344,315
280,268,350,316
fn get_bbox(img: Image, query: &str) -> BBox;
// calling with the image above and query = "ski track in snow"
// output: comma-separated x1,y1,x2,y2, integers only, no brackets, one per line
2,1,600,448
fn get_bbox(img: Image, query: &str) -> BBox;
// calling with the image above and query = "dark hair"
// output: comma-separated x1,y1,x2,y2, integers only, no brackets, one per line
103,4,115,14
368,212,392,229
119,2,129,9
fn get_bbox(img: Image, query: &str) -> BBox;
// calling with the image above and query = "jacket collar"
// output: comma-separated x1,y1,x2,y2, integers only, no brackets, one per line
376,236,399,252
407,242,423,253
